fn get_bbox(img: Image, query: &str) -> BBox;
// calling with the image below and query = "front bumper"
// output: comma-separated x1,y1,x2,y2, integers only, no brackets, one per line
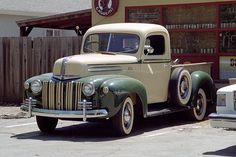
20,98,108,121
209,113,236,129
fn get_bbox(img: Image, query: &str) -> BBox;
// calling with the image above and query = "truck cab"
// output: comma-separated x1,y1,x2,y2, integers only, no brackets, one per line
79,23,172,103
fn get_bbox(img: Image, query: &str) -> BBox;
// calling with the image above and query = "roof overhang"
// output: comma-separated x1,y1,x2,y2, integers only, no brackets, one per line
16,9,91,36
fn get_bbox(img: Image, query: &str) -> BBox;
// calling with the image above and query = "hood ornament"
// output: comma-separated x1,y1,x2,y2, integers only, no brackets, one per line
53,56,80,81
60,57,70,80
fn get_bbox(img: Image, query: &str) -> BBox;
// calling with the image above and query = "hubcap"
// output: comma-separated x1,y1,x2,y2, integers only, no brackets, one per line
196,95,203,115
180,77,189,98
123,102,132,128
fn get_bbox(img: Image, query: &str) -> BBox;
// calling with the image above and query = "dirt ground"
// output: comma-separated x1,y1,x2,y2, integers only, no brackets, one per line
0,105,27,119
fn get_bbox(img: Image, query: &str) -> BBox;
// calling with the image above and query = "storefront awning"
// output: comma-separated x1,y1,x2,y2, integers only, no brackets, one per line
17,9,91,36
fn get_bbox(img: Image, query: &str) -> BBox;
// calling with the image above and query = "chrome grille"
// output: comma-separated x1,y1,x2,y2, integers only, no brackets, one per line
42,81,83,111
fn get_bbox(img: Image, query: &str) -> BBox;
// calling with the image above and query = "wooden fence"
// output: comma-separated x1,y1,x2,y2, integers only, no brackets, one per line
0,37,82,104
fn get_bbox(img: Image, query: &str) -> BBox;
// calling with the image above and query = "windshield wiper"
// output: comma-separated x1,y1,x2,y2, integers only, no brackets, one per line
119,49,136,53
101,52,116,55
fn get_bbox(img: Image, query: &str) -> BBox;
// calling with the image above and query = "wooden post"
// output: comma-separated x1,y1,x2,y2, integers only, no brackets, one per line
0,38,3,103
20,27,33,37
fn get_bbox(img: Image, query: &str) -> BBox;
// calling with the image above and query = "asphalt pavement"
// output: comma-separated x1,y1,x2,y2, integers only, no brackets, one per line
0,107,236,157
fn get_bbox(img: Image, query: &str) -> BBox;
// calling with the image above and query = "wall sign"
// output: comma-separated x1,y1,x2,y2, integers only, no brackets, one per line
94,0,119,17
127,7,161,24
220,56,236,80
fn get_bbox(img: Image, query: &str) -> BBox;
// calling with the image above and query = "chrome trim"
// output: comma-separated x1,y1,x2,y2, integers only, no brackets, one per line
103,86,109,94
88,66,122,72
31,79,42,95
209,113,236,120
24,82,30,90
82,82,95,97
53,75,80,81
209,113,236,129
78,100,92,121
20,104,108,119
42,81,83,111
24,97,37,118
60,57,71,80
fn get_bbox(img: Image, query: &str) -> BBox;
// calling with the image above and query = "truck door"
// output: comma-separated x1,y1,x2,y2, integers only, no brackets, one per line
140,33,171,104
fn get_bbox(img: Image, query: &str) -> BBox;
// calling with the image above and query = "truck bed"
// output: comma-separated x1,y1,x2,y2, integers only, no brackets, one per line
171,62,212,75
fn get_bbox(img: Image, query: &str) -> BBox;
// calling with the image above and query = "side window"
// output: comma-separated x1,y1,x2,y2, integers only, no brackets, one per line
144,35,165,55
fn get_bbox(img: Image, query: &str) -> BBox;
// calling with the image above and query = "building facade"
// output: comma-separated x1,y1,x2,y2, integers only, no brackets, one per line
92,0,236,81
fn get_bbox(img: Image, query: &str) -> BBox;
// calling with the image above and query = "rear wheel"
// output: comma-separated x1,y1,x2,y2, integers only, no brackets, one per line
188,88,207,121
170,68,192,106
112,97,134,136
36,116,58,133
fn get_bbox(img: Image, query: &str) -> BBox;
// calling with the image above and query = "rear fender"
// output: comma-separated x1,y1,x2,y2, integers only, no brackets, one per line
191,71,216,107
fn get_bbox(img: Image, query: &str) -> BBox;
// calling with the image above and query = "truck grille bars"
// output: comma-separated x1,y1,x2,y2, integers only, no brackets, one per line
42,81,83,111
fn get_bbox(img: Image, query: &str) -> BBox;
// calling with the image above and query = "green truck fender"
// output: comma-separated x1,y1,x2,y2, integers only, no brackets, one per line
99,76,148,118
190,71,216,109
25,73,53,83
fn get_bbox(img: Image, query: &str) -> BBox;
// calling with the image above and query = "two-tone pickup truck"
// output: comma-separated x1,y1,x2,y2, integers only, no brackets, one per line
21,23,216,136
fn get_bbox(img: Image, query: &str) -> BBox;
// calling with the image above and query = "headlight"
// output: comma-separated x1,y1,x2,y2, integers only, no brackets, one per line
103,86,109,94
217,94,226,106
24,82,30,89
82,83,95,97
30,80,42,95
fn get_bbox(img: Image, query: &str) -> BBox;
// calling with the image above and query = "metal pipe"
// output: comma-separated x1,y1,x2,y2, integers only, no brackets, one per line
28,97,32,118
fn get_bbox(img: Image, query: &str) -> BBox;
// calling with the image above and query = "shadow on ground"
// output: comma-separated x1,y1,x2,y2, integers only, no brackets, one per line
203,145,236,157
12,112,200,142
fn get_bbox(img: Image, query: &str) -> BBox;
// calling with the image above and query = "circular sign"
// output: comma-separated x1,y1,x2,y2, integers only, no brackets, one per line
94,0,119,17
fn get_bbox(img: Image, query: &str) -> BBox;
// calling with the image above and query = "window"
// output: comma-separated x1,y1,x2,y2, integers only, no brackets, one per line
144,35,165,55
46,29,61,37
220,31,236,53
46,30,53,37
84,33,140,54
54,30,60,37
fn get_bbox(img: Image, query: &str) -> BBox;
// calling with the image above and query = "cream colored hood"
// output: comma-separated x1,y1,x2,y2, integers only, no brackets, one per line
53,53,138,77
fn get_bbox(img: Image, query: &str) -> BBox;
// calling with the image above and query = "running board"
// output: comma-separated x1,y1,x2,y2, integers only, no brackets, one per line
146,105,191,117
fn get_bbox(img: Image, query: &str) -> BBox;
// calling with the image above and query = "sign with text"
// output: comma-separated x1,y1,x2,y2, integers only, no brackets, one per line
94,0,119,17
220,56,236,80
127,7,161,24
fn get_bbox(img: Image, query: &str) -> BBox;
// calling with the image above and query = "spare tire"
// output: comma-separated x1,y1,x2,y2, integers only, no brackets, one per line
170,67,192,106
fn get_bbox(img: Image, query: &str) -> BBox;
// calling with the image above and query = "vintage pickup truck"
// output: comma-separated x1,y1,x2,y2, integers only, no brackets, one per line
21,23,216,136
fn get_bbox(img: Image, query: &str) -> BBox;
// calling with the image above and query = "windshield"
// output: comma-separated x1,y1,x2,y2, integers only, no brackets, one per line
83,33,140,54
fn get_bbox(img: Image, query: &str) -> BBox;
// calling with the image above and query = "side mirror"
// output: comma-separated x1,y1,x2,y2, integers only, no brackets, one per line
144,45,154,55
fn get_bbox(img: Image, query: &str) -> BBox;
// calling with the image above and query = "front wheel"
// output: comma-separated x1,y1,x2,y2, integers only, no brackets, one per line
36,116,58,133
188,88,207,121
112,97,134,136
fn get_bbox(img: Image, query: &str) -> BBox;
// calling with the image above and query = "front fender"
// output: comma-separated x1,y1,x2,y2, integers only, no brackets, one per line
191,71,216,107
26,73,53,83
100,76,147,118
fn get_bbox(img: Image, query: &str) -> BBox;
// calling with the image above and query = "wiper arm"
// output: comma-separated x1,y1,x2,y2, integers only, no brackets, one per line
101,52,116,55
119,49,136,53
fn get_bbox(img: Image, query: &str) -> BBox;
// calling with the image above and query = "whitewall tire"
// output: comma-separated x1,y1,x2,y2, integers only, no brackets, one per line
112,97,134,136
189,88,207,121
170,68,192,106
